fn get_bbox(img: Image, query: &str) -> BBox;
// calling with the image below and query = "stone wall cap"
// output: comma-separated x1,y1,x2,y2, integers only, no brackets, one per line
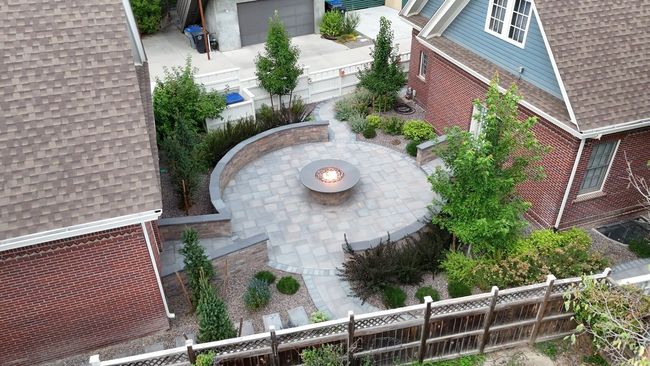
158,213,229,226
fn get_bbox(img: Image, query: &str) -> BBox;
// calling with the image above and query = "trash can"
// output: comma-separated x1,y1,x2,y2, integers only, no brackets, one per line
184,25,202,49
193,32,207,54
325,0,346,13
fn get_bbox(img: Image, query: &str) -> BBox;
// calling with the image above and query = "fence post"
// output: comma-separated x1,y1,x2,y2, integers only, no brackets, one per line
89,354,101,366
270,326,280,366
347,310,355,365
479,286,499,353
186,339,196,364
418,296,433,363
529,274,556,345
338,69,344,97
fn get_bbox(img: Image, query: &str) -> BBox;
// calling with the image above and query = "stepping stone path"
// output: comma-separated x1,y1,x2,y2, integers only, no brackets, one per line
239,320,255,336
174,333,196,347
287,306,309,327
263,313,283,331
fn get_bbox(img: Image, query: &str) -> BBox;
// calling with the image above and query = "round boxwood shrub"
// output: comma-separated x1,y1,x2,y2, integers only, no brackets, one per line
254,270,277,284
382,286,406,308
277,276,300,295
447,281,472,298
406,140,419,157
362,125,377,139
244,278,271,310
415,286,440,303
403,120,435,141
366,114,382,128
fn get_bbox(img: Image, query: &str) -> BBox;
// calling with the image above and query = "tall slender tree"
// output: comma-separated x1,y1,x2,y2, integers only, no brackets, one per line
255,11,303,109
196,270,236,343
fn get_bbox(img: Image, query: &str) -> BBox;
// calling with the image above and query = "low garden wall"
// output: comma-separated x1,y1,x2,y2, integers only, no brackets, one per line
211,233,268,280
158,215,231,241
343,215,431,252
416,135,447,166
209,121,330,214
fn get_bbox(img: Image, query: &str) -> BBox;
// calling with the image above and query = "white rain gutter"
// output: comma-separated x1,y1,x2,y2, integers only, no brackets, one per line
141,222,175,319
0,210,162,252
554,138,586,228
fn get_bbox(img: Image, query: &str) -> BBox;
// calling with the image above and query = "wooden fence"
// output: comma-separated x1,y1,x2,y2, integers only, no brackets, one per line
90,269,612,366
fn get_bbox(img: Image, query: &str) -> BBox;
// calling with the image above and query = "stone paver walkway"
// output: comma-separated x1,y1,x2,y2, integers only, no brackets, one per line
220,99,437,318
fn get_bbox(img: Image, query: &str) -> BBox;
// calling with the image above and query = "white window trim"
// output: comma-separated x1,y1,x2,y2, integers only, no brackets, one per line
469,104,485,136
576,139,621,199
483,0,533,49
418,51,427,80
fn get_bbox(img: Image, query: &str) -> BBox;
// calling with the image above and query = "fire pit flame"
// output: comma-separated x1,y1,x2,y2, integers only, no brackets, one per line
316,167,344,183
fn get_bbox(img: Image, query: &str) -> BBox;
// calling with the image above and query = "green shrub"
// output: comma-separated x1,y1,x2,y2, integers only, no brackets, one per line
382,116,404,135
366,114,382,128
419,355,486,366
406,140,419,157
130,0,161,34
341,12,360,35
447,281,472,298
179,229,215,305
301,345,345,366
254,270,277,284
349,113,368,134
162,120,202,206
339,224,451,302
196,274,236,343
319,11,342,38
440,251,477,288
257,98,314,128
629,237,650,258
382,286,406,308
362,125,377,139
153,58,226,139
415,287,440,303
277,276,300,295
309,311,330,323
194,351,215,366
582,354,609,366
403,120,435,141
196,117,260,167
244,278,271,310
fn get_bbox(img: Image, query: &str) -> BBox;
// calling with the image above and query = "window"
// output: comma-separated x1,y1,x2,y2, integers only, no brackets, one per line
485,0,532,46
418,51,428,79
469,104,486,136
579,140,619,195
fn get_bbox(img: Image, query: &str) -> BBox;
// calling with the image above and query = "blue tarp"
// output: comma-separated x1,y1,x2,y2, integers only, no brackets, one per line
225,92,245,105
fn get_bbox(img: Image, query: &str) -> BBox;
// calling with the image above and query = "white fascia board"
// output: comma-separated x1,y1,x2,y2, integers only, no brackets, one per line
422,0,470,38
532,4,579,129
0,210,162,252
415,36,583,139
401,0,428,16
420,0,455,38
580,117,650,138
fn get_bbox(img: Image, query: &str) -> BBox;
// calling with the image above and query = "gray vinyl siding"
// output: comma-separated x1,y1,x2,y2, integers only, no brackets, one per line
420,0,446,18
342,0,384,10
441,0,563,98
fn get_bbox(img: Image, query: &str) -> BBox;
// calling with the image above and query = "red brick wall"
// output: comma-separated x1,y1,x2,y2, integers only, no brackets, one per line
560,128,650,228
407,35,580,227
0,224,169,365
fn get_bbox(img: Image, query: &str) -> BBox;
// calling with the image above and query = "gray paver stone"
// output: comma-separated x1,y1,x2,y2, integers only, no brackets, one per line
287,306,310,327
263,313,283,331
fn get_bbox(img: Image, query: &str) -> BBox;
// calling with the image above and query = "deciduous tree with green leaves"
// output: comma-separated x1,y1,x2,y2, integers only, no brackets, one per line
196,271,236,343
357,16,407,112
429,79,549,256
255,12,303,109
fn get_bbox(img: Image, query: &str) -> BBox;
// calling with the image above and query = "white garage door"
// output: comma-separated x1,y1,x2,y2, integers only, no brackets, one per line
238,0,315,46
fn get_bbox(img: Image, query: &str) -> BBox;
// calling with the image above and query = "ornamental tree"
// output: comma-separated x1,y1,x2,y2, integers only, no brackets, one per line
179,228,215,306
357,16,407,112
196,271,236,343
255,12,303,109
429,79,549,256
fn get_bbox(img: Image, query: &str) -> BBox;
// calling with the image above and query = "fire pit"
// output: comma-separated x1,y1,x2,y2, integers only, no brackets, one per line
300,159,360,205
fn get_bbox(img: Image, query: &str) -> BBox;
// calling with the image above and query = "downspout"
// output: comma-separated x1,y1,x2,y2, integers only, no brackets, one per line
142,222,176,318
554,138,586,229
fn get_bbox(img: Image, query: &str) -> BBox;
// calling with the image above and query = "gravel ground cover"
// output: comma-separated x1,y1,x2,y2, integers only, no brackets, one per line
588,228,637,265
366,273,452,310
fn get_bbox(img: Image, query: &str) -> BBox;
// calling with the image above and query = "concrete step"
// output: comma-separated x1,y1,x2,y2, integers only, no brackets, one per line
263,313,283,332
287,306,309,327
239,320,255,336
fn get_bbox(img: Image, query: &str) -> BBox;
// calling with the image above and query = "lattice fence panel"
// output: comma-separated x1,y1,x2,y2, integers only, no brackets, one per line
111,353,189,366
278,323,348,344
430,297,491,317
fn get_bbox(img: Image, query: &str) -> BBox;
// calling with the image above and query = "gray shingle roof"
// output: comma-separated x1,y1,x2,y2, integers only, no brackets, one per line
535,0,650,132
0,0,162,240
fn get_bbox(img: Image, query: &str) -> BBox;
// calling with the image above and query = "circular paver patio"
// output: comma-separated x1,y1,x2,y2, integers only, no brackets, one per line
222,100,435,273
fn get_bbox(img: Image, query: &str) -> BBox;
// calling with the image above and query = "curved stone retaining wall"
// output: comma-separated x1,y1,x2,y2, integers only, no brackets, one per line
210,121,330,214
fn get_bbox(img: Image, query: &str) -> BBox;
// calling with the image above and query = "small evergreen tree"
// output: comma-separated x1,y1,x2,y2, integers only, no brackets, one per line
255,11,303,109
357,16,407,112
161,120,201,209
130,0,162,34
179,228,215,305
196,271,236,343
429,78,549,256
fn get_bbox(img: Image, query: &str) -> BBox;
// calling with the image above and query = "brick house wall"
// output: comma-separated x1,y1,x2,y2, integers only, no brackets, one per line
560,128,650,228
408,35,580,227
0,224,169,365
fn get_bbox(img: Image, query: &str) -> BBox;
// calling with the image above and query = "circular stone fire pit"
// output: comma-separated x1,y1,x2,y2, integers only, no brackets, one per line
300,159,360,205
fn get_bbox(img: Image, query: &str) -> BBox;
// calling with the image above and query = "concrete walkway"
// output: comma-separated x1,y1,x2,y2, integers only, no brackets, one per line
220,99,435,318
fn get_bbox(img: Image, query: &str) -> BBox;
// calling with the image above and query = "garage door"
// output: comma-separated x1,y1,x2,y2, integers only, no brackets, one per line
342,0,385,11
238,0,314,47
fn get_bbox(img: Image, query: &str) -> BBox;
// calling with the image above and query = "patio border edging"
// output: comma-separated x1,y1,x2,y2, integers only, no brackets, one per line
342,215,431,252
209,121,330,213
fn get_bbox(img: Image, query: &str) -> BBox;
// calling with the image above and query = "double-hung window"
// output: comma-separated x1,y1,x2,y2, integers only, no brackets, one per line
418,51,428,79
485,0,533,47
578,140,620,195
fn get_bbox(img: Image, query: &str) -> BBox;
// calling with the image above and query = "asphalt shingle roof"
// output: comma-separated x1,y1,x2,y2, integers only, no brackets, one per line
535,0,650,132
0,0,162,240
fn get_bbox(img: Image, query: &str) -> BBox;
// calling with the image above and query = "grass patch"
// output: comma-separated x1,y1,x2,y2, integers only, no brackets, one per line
534,339,570,361
414,354,486,366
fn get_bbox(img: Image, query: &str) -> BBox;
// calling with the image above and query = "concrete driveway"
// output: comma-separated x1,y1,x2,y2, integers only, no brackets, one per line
142,6,412,81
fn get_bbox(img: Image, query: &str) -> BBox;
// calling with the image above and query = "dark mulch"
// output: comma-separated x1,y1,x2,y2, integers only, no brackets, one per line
159,158,216,219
